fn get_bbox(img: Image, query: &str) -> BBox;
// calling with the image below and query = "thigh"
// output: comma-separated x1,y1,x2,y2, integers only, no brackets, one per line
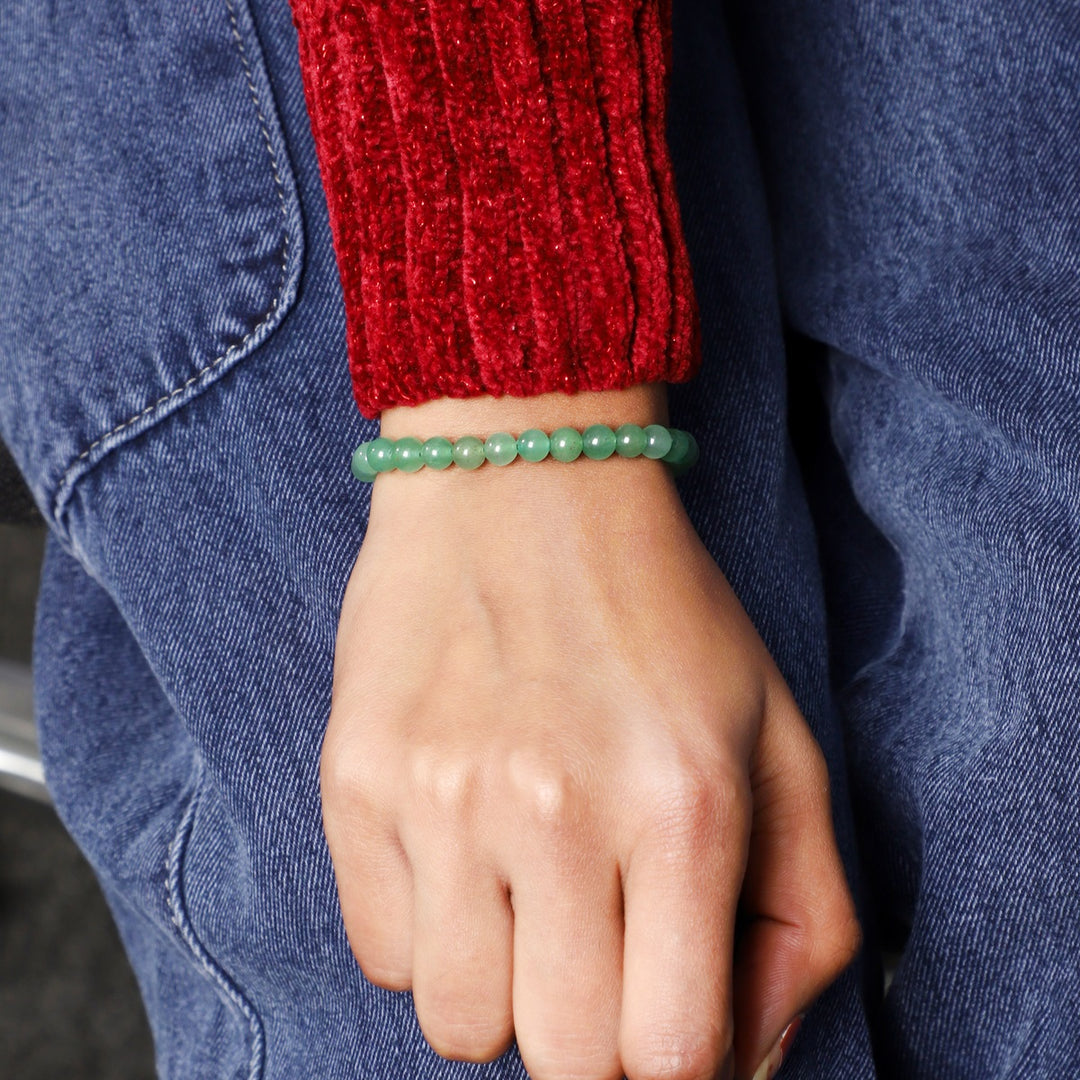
732,1,1080,1075
15,0,880,1076
35,537,259,1079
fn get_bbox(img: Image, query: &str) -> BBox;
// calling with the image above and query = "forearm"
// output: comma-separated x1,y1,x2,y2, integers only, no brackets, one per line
288,0,700,420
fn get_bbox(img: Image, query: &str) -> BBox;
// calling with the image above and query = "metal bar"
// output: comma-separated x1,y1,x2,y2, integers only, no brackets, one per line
0,659,49,802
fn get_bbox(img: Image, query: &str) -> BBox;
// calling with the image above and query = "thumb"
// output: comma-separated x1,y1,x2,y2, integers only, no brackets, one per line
732,677,862,1080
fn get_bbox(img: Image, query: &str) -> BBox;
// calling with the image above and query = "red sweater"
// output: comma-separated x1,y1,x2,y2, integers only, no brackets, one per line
289,0,701,420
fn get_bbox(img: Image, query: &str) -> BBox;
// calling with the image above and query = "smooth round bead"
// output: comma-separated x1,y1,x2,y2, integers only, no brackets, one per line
452,435,486,469
351,444,377,482
614,423,647,458
516,429,550,462
549,426,584,462
642,424,673,460
484,431,518,466
421,436,454,470
393,437,425,473
683,432,700,469
582,424,617,460
662,428,691,466
670,434,700,478
366,437,397,473
354,426,699,481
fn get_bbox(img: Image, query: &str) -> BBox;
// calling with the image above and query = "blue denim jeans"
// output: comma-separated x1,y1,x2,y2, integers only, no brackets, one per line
2,0,1078,1076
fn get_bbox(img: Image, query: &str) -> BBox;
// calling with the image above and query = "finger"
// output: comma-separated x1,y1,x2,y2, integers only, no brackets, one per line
508,800,623,1080
619,768,750,1080
732,679,862,1080
321,742,414,990
408,832,514,1062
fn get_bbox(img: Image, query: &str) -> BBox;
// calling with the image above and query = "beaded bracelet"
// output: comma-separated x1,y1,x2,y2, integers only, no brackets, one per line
351,424,699,482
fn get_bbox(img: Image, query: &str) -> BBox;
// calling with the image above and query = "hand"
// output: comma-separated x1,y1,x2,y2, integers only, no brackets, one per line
324,386,860,1080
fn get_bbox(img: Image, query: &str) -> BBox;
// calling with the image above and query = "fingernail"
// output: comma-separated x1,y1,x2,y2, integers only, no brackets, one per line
751,1016,803,1080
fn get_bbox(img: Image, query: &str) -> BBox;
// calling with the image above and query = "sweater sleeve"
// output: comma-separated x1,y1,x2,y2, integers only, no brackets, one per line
288,0,701,420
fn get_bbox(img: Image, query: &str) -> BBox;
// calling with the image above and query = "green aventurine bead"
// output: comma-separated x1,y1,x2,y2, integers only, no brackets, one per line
422,436,454,469
670,434,700,478
684,433,700,468
516,429,550,462
366,437,397,473
662,428,691,466
549,426,583,462
351,444,377,482
393,437,425,472
452,435,486,469
582,424,617,460
614,423,647,457
642,424,673,459
484,431,518,466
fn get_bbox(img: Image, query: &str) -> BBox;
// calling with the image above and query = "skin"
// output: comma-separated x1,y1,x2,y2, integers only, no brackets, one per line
325,384,861,1080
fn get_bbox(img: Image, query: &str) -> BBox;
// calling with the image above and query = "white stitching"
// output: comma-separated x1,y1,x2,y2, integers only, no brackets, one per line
63,0,292,471
167,765,266,1080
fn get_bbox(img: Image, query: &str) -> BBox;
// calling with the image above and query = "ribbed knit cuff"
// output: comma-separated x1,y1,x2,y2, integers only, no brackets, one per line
290,0,701,419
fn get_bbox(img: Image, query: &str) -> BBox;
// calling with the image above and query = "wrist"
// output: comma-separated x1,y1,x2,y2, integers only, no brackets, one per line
377,384,670,441
366,384,695,529
367,436,684,518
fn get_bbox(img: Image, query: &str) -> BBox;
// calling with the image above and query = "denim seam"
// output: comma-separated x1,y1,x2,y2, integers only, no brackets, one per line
50,0,296,533
167,762,266,1080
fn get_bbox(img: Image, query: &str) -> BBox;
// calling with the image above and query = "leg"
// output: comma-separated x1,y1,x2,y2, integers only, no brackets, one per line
12,0,878,1074
730,0,1080,1074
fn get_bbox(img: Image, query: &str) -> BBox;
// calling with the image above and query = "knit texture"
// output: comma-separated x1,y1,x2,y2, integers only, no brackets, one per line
289,0,701,419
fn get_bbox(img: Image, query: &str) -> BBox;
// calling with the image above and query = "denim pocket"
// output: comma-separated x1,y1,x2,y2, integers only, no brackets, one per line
167,760,265,1080
0,0,302,533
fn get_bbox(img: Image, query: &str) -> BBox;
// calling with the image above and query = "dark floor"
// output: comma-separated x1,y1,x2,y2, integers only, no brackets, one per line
0,523,44,665
0,524,155,1078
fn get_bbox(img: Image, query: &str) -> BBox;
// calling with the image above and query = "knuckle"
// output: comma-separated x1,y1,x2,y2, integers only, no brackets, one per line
420,1010,513,1063
647,767,744,846
802,894,862,985
342,915,412,992
622,1029,730,1080
520,1040,621,1080
354,956,411,993
506,753,582,833
320,739,382,811
406,746,479,820
818,906,863,976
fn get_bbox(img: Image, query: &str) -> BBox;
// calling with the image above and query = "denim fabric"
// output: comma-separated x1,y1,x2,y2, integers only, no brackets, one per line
726,2,1080,1075
0,0,303,535
1,1,1076,1079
